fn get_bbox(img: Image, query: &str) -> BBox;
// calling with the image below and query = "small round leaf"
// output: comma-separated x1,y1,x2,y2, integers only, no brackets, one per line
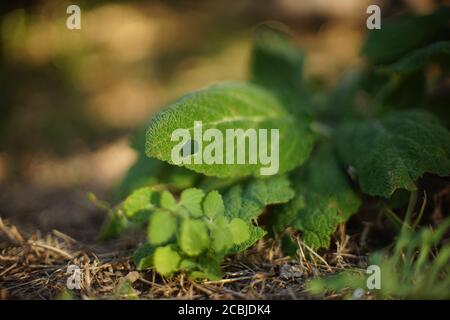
160,191,177,209
148,209,177,245
179,218,209,256
203,190,225,219
211,227,233,253
153,246,181,276
180,188,205,218
228,218,250,245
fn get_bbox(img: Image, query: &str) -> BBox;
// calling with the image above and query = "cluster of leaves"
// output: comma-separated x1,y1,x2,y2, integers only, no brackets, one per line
97,176,294,279
97,8,450,281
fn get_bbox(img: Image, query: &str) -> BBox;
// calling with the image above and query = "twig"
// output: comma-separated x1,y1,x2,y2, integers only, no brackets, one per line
27,240,74,260
203,275,256,285
300,241,332,272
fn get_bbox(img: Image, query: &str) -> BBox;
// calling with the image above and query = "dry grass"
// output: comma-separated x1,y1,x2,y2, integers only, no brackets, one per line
0,218,362,300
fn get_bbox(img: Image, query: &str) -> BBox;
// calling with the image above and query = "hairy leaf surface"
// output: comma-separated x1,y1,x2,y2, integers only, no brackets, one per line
362,8,450,64
145,82,314,178
224,175,295,252
337,110,450,197
276,145,361,249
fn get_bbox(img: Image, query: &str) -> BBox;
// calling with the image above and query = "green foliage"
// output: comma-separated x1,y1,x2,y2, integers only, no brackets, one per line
250,24,309,115
361,7,450,64
145,82,314,178
309,218,450,299
113,156,199,203
94,15,450,290
124,186,263,279
147,209,176,245
132,243,155,270
228,218,251,245
112,156,161,203
97,187,159,240
275,145,361,249
203,190,225,219
179,218,210,256
380,41,450,75
337,110,450,197
224,175,295,252
179,188,205,218
113,125,199,203
106,175,293,279
122,187,157,222
88,192,130,241
153,245,181,276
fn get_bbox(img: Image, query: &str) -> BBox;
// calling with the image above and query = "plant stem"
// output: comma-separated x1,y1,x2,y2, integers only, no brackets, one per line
412,191,426,229
402,189,418,231
382,205,403,230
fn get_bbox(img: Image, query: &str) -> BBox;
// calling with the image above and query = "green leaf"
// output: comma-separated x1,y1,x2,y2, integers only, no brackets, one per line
133,243,155,270
224,175,295,252
232,226,267,253
214,215,229,228
179,188,205,218
250,24,309,114
179,259,197,271
275,144,361,249
99,209,129,241
228,218,250,245
197,256,223,281
179,218,210,256
336,110,450,197
160,191,177,209
188,255,223,281
113,123,199,203
362,8,450,64
117,158,199,201
377,71,427,110
145,82,314,178
90,193,129,240
293,198,341,250
147,209,177,245
380,41,450,75
210,227,233,253
309,217,450,299
225,175,295,221
122,187,156,222
112,156,161,203
203,190,225,219
153,245,181,276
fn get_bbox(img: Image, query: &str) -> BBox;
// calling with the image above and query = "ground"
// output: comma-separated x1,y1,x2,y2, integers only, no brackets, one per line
0,216,365,300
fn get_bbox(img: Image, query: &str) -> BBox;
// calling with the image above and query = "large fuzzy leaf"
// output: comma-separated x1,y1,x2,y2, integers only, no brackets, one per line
224,175,295,252
337,110,450,197
362,7,450,65
145,82,314,178
275,145,361,249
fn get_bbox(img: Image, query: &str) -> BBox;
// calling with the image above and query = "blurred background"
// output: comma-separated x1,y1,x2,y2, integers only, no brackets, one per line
0,0,445,240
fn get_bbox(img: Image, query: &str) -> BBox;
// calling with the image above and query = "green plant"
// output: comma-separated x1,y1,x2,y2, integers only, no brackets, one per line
94,9,450,285
95,176,294,279
308,217,450,299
